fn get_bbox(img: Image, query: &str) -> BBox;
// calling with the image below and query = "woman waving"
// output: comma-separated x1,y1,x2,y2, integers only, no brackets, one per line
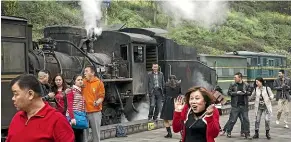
172,86,220,142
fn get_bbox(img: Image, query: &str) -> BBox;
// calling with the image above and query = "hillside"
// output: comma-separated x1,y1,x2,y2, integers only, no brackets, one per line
2,1,291,64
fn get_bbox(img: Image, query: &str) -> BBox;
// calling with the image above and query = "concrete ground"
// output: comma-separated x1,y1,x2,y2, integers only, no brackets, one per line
101,103,291,142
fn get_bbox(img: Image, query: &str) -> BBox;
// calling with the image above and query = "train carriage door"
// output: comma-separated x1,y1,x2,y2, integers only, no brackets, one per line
131,44,147,95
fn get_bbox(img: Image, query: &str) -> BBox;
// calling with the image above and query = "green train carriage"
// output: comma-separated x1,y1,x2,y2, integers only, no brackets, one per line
225,51,288,88
199,51,289,94
198,54,248,94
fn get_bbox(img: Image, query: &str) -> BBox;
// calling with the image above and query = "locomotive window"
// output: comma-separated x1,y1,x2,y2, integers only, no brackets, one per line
120,45,128,60
133,45,144,63
1,42,26,73
1,23,26,38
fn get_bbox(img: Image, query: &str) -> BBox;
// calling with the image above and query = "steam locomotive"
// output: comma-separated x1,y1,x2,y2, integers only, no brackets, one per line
1,16,217,137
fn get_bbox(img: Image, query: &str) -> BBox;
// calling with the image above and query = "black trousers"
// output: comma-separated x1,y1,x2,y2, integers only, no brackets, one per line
223,110,244,133
227,105,250,133
73,128,84,142
148,89,163,119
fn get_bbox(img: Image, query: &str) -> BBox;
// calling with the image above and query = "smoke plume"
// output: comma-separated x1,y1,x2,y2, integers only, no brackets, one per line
159,0,229,29
193,71,213,90
131,101,150,121
80,0,103,37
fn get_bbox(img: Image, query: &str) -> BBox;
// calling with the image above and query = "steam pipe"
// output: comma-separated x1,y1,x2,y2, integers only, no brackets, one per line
54,40,104,66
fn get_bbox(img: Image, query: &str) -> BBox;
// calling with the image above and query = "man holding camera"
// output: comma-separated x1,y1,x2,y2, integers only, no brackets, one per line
273,70,291,129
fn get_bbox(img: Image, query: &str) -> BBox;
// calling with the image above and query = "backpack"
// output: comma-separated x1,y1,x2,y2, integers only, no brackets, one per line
254,86,270,98
115,125,127,137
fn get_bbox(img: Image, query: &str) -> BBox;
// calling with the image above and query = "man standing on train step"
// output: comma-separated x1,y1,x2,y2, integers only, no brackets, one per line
147,63,165,121
83,65,105,142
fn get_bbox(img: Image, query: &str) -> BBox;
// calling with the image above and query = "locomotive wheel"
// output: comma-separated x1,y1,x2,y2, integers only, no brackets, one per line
101,105,118,126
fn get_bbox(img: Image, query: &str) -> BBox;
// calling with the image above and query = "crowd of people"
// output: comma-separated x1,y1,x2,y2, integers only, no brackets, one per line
5,61,290,142
148,63,290,142
6,65,105,142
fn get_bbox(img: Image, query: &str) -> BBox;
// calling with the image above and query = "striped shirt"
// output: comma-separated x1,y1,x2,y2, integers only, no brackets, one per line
66,85,85,119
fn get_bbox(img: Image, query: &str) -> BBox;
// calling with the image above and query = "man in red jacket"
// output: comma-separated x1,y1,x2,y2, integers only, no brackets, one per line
6,74,75,142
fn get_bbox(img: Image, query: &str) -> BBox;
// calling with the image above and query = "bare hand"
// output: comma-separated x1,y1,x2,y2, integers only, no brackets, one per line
174,96,185,112
48,92,55,98
205,104,214,115
70,119,76,125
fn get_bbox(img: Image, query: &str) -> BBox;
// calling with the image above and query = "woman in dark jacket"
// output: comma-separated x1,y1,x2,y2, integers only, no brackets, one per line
160,75,182,138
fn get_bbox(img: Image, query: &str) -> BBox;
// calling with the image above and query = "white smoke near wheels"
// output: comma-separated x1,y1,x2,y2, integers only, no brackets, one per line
159,0,229,29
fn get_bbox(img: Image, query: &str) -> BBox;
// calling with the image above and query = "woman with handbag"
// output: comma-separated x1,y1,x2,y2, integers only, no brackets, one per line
66,75,88,142
249,77,274,139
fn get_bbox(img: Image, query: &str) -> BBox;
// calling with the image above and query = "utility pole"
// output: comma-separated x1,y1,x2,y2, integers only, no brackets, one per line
102,0,111,25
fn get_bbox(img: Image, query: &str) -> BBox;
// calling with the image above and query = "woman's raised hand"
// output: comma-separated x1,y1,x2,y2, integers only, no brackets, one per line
174,96,185,112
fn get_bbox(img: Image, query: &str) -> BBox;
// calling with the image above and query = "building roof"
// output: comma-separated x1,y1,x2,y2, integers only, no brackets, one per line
120,32,157,44
225,51,286,58
199,54,247,59
1,16,27,22
119,27,168,37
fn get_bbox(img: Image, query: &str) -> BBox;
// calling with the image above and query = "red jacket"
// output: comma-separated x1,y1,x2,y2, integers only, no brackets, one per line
172,105,220,142
6,102,75,142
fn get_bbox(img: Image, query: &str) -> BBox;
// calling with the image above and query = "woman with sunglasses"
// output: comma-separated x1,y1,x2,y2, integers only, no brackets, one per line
172,86,220,142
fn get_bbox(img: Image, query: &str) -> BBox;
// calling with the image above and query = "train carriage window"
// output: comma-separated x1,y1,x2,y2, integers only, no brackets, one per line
133,45,144,63
222,68,229,76
216,68,222,76
268,59,274,66
263,58,267,66
251,57,258,66
1,42,26,72
275,59,279,66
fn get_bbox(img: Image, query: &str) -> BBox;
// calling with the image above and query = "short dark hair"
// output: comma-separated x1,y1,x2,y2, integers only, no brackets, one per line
279,70,285,74
184,86,216,108
234,72,242,78
10,74,43,96
85,65,95,73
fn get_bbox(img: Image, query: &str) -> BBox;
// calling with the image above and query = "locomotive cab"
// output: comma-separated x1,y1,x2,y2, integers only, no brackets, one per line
1,16,31,138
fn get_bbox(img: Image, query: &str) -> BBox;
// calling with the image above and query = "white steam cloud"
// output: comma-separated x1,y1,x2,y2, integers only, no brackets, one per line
193,71,213,90
160,0,229,29
131,101,150,120
80,0,103,37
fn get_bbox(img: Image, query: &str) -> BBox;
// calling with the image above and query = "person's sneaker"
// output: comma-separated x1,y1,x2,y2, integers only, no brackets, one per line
220,131,226,136
276,120,280,124
226,132,231,138
284,124,289,129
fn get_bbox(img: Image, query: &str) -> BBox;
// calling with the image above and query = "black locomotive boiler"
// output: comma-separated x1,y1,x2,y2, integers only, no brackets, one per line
1,16,217,138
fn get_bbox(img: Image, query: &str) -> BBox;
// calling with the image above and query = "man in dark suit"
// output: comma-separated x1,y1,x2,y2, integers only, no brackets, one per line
273,70,291,129
147,63,165,121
